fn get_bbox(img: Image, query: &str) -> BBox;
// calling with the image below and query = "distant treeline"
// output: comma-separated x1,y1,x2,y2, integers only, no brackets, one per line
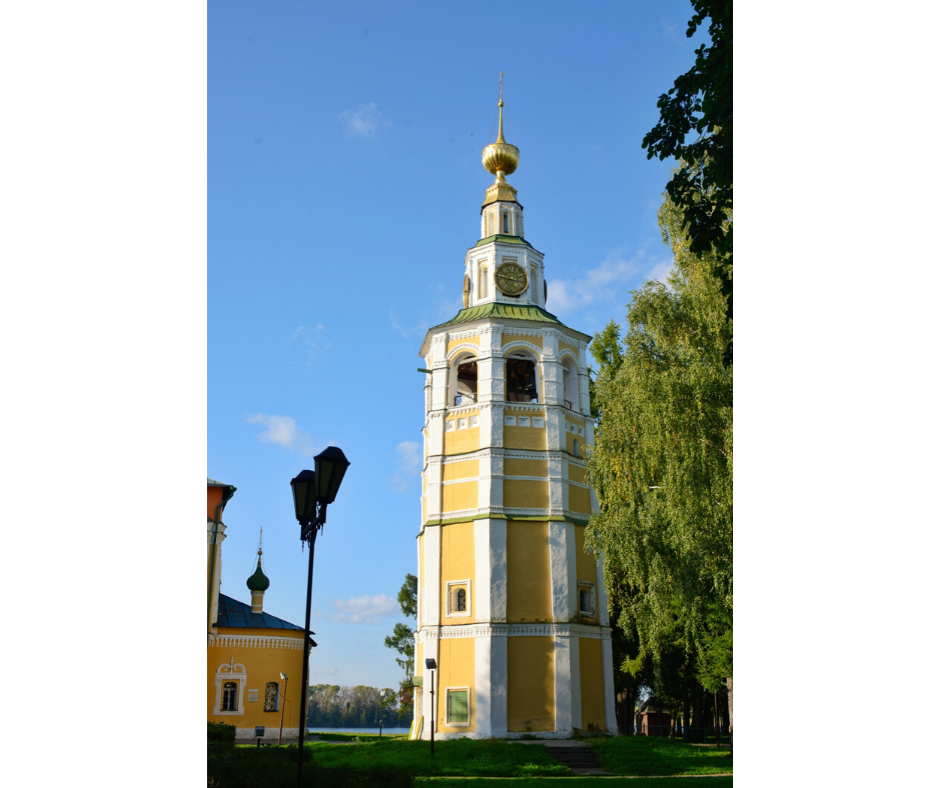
306,684,413,728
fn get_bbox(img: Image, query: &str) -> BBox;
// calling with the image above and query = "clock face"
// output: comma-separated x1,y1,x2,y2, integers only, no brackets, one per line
495,262,528,296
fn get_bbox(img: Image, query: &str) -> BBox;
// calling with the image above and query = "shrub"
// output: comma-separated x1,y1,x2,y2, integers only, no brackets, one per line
208,722,236,744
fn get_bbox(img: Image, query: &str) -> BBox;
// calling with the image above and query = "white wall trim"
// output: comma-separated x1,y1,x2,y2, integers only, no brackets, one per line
208,634,306,650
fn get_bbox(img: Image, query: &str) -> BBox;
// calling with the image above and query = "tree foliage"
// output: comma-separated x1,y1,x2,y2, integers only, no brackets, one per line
642,0,732,331
585,194,732,694
384,573,418,719
306,684,408,728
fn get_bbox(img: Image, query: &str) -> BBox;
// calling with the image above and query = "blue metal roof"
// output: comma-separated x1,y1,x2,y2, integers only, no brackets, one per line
214,593,306,632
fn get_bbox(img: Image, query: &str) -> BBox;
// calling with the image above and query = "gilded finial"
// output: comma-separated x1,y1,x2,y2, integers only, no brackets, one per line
481,72,519,185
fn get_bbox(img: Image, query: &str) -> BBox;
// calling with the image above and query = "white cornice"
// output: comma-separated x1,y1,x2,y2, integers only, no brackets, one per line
208,634,308,651
415,623,611,642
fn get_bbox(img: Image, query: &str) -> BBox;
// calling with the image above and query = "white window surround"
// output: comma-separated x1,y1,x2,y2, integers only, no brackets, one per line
213,662,247,716
445,686,472,726
445,579,471,618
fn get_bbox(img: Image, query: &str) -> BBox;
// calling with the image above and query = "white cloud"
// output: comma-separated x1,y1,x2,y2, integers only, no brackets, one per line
245,413,316,454
339,103,387,139
289,324,328,365
547,244,673,317
315,594,398,625
390,440,422,493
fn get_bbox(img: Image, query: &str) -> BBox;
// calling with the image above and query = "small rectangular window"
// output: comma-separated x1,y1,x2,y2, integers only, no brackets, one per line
447,688,470,725
578,582,595,616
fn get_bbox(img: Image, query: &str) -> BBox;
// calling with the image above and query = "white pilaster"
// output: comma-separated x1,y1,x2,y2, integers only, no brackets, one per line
553,634,579,733
601,635,618,734
474,636,492,737
491,631,508,736
548,522,572,621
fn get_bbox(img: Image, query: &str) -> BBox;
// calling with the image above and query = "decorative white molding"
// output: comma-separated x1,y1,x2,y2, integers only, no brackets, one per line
415,623,609,642
501,341,543,357
208,634,307,651
446,344,482,361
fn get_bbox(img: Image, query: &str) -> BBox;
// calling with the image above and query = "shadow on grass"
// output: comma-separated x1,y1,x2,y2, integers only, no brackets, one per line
592,736,733,776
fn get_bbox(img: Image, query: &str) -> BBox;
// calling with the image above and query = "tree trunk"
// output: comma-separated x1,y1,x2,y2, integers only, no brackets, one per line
726,676,733,734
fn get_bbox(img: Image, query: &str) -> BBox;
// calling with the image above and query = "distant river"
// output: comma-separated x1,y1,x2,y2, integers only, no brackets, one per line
308,726,411,735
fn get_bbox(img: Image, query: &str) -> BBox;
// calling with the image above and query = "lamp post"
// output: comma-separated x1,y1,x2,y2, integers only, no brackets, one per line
425,658,437,755
291,446,351,788
278,672,288,745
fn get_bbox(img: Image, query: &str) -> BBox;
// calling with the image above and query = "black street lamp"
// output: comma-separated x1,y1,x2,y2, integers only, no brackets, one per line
291,446,350,788
425,658,437,755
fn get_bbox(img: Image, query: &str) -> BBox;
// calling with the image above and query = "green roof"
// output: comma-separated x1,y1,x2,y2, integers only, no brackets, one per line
473,234,538,252
434,302,565,329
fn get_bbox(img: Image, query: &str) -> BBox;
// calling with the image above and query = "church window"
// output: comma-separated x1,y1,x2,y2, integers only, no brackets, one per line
573,438,579,457
487,212,495,236
479,265,488,299
505,353,538,403
264,682,279,712
222,682,238,712
446,580,470,617
449,354,478,407
447,688,471,725
502,212,510,233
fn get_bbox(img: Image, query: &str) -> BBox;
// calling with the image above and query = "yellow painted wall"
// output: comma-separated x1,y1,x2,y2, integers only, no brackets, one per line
507,636,555,732
566,431,584,457
503,334,543,349
441,520,476,623
445,424,480,454
574,526,597,585
443,459,479,481
568,484,591,516
443,481,478,512
568,465,586,485
506,521,551,622
504,425,546,451
438,637,476,733
578,638,605,731
207,630,306,733
447,336,480,354
503,479,548,509
504,458,547,478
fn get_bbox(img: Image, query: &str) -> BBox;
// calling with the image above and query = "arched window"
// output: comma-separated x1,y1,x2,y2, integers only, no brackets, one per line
573,438,579,458
455,588,466,612
502,212,510,233
222,682,238,712
487,212,495,236
479,265,488,299
530,266,538,303
562,357,579,411
264,682,279,712
449,353,478,407
505,352,538,403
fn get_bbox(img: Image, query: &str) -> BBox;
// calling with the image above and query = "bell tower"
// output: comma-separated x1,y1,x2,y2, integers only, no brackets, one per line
413,81,617,740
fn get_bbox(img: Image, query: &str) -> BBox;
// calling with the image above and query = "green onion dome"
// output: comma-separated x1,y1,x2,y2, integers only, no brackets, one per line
246,551,270,592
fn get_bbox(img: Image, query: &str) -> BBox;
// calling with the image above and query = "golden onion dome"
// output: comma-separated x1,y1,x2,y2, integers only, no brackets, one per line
481,99,519,177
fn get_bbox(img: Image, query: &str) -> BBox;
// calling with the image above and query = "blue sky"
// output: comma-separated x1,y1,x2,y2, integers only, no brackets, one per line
208,0,704,692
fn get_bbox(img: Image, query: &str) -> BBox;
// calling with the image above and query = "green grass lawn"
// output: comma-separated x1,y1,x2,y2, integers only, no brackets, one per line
591,736,732,776
419,779,733,788
304,737,571,777
308,731,409,742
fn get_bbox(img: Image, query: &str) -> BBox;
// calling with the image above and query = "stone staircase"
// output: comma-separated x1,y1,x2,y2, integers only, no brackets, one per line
542,742,608,774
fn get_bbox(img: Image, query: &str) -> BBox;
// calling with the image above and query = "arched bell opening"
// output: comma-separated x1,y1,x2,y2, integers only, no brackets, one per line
449,352,479,407
562,356,579,411
505,351,539,403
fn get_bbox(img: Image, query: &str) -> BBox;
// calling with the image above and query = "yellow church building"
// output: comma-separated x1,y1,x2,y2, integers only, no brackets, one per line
412,94,618,739
207,478,313,740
